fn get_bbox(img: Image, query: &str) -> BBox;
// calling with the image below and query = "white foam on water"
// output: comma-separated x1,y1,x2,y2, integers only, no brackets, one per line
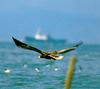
45,65,50,68
23,64,28,68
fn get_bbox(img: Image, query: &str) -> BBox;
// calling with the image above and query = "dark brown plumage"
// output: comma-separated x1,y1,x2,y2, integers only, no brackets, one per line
12,37,82,60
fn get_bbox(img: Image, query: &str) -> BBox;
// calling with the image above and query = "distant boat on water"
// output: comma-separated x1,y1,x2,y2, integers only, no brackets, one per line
24,28,67,48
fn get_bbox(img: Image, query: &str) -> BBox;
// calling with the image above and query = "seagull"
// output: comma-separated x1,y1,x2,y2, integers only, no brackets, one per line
4,68,11,74
12,37,82,60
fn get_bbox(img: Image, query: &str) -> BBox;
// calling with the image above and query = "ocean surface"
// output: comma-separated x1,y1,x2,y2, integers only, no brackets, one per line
0,42,100,89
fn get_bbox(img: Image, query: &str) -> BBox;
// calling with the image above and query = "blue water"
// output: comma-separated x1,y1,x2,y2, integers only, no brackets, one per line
0,42,100,89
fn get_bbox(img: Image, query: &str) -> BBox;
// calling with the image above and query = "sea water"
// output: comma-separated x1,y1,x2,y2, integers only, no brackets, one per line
0,42,100,89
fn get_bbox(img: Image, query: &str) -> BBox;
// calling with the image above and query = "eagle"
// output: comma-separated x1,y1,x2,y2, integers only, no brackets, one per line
12,37,82,60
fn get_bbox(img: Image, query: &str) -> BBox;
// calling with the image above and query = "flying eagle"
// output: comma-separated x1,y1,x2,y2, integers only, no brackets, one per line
12,37,82,60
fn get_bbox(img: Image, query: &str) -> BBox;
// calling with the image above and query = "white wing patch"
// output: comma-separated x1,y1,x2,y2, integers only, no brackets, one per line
49,55,64,60
55,55,64,60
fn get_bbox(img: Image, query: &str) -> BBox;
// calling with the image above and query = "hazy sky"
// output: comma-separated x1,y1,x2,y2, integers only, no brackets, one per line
0,0,99,43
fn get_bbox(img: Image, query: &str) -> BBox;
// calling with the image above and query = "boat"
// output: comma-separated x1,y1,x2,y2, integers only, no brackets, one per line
24,28,67,48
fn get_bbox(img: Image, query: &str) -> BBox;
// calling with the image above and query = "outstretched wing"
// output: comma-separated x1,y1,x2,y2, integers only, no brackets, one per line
73,41,83,48
12,37,43,54
50,41,83,54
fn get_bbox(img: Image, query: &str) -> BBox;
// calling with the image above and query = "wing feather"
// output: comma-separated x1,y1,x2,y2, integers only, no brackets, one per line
12,37,43,54
56,48,76,54
50,41,83,54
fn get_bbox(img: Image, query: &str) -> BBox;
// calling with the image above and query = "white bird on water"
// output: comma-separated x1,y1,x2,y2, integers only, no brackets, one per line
4,68,11,74
54,68,59,71
35,68,40,73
